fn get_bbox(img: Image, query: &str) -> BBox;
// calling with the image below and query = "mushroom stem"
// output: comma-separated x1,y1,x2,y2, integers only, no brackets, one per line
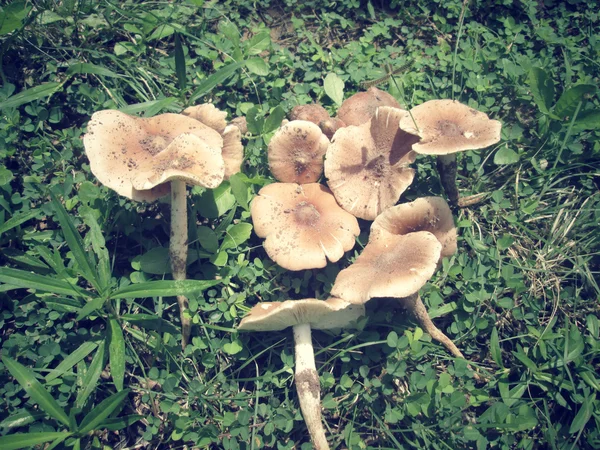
292,323,330,450
407,294,464,358
436,154,459,207
170,179,191,349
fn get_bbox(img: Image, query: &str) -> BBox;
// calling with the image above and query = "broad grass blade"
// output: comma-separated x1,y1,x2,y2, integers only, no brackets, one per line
2,357,70,427
78,389,130,435
108,318,125,392
0,432,71,450
50,192,100,291
174,33,187,92
189,61,244,104
45,341,98,382
0,82,62,109
527,68,554,114
0,267,83,297
111,279,220,299
0,209,38,235
76,341,106,409
0,409,45,429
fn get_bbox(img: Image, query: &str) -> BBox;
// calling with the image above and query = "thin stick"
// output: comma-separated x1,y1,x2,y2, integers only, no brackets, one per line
170,179,191,349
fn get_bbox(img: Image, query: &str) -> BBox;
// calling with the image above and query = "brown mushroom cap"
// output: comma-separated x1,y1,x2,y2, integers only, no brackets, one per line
371,197,457,259
222,125,244,179
182,103,228,134
238,297,365,331
230,116,248,135
399,99,502,155
324,106,420,220
331,230,442,304
319,117,346,140
84,111,224,201
337,87,402,126
289,104,331,124
268,121,330,184
251,183,360,271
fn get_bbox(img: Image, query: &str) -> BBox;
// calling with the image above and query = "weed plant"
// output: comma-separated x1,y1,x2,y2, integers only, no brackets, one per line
0,1,599,449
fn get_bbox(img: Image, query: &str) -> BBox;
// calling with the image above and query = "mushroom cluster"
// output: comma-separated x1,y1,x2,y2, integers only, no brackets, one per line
83,104,244,348
240,86,499,447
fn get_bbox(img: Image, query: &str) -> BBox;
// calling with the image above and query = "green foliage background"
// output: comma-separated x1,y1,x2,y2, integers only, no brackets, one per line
0,0,599,449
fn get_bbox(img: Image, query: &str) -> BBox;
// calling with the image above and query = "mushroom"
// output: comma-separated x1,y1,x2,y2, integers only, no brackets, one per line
370,196,457,260
324,106,420,220
268,121,330,184
289,104,346,140
83,110,225,349
337,86,402,126
399,100,502,206
238,298,365,450
333,204,473,365
251,183,360,271
183,104,244,179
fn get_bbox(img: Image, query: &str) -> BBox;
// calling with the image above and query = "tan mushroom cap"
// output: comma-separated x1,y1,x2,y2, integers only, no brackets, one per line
289,104,331,124
371,197,457,259
222,125,244,179
230,116,248,135
319,117,346,140
399,99,502,155
238,297,365,331
182,103,227,134
268,121,330,184
324,106,420,220
331,231,442,304
84,110,225,201
337,87,402,126
251,183,360,271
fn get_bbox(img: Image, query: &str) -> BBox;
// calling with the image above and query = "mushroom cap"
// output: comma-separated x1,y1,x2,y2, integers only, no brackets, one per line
251,183,360,271
289,104,331,124
268,121,330,184
337,87,402,126
83,110,225,201
331,231,442,304
371,197,457,259
238,297,365,331
324,106,420,220
230,116,248,135
319,117,346,140
222,125,244,179
182,103,228,134
399,99,502,155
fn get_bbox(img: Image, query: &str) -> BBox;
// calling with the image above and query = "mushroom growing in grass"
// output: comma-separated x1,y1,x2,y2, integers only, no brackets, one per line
289,104,346,140
251,183,360,270
366,197,467,358
324,106,420,220
399,100,502,207
268,121,330,184
337,86,402,126
83,110,226,349
238,298,365,450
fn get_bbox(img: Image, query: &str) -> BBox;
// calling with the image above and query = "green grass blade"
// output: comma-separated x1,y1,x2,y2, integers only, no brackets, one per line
0,432,71,450
79,208,111,294
75,341,106,409
174,33,187,92
77,389,130,435
0,209,38,235
45,341,98,383
0,267,83,296
49,192,100,291
2,357,70,428
119,97,178,116
100,414,144,431
0,409,45,430
65,63,123,78
189,61,244,104
111,279,220,299
0,82,62,109
76,297,106,321
108,318,125,392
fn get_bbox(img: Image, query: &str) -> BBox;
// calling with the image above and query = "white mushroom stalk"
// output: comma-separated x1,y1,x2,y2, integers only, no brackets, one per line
238,298,365,450
293,323,329,450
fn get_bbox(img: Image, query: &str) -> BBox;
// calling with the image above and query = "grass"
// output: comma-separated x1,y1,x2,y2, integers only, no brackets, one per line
0,0,599,449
